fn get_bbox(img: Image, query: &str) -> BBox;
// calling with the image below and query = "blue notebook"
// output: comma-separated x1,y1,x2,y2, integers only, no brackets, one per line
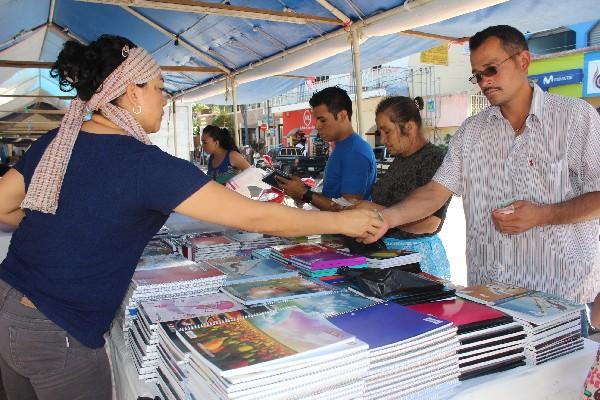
328,302,451,349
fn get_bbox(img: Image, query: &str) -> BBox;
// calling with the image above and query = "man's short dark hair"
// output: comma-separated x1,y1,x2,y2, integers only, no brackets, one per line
309,86,353,119
469,25,528,54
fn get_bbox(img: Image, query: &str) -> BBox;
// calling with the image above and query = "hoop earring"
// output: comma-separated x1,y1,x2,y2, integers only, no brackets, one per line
132,105,142,115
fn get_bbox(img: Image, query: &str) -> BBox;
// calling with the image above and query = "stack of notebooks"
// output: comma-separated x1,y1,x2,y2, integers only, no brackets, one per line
329,302,460,400
128,292,247,382
141,236,177,257
178,307,370,400
270,243,367,281
289,250,367,280
122,254,199,329
269,243,336,265
456,282,530,306
224,230,291,251
207,256,298,285
223,276,338,306
251,247,272,260
181,232,242,262
407,298,526,380
362,249,421,269
124,261,226,330
493,291,584,365
457,283,585,365
135,253,197,271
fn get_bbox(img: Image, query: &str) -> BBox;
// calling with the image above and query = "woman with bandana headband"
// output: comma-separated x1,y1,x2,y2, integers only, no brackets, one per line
0,35,382,399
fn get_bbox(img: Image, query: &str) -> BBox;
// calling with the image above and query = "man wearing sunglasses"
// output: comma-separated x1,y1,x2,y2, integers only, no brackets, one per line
360,25,600,314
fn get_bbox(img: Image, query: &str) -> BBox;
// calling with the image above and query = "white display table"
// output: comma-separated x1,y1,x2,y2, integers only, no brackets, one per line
107,324,597,400
453,338,596,399
5,213,597,399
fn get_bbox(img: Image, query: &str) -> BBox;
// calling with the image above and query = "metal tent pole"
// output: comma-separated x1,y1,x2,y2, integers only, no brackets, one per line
171,99,178,157
231,76,240,147
350,27,364,136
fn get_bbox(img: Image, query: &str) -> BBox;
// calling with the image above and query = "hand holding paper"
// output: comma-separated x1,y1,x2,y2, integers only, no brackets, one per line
491,200,546,234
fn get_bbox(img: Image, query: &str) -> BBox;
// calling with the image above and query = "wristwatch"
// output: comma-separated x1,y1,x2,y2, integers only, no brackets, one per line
302,188,314,204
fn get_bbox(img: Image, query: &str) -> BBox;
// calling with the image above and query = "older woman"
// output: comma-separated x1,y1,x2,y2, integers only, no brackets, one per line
361,96,451,279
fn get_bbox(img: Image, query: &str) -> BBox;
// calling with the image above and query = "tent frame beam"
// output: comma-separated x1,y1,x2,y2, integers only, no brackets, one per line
0,60,222,73
0,94,74,100
177,0,505,101
314,0,351,25
120,6,230,74
75,0,342,25
0,109,66,115
400,29,467,42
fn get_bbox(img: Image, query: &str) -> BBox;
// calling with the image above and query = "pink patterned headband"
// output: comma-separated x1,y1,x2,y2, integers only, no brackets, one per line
20,46,161,214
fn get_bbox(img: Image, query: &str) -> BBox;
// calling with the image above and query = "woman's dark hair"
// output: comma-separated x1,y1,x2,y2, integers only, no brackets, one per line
202,125,239,152
375,96,424,133
51,35,138,102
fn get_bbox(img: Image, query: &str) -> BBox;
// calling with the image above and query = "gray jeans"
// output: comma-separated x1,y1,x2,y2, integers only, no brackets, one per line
0,279,111,400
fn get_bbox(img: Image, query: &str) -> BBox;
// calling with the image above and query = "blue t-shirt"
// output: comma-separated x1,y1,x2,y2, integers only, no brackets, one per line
322,132,376,199
207,151,236,184
0,130,210,348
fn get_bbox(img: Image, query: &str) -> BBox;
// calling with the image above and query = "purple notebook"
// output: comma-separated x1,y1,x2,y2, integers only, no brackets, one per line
291,251,366,270
328,302,452,349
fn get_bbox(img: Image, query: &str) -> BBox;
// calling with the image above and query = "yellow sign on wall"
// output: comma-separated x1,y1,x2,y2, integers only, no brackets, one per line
420,45,449,66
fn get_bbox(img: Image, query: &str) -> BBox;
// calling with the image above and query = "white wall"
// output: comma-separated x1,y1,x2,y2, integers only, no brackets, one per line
150,103,193,160
407,43,477,97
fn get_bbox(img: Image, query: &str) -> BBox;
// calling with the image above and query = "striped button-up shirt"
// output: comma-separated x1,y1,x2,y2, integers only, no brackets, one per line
434,84,600,303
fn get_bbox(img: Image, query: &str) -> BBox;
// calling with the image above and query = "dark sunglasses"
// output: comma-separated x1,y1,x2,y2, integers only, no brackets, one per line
468,52,521,84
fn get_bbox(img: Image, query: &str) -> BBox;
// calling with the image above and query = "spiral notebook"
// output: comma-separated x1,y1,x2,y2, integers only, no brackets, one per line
139,292,246,324
223,276,337,305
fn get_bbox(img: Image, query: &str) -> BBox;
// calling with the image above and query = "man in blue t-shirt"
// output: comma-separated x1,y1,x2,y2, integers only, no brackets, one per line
277,87,376,211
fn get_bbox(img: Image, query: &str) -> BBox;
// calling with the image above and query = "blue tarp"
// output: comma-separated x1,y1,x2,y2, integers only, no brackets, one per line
1,0,600,106
0,0,414,96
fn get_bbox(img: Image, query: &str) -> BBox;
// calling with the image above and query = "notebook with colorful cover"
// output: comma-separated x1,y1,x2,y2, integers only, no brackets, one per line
364,249,418,260
208,257,297,284
179,307,355,375
328,302,452,349
225,166,271,200
139,293,246,324
225,231,275,242
173,305,273,331
456,282,532,305
271,243,336,258
136,254,197,271
494,291,584,325
407,298,513,334
269,291,379,317
132,262,225,287
186,232,235,248
223,276,336,305
290,251,367,270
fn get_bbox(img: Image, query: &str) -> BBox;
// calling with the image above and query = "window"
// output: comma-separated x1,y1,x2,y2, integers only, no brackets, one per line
528,27,576,55
589,22,600,47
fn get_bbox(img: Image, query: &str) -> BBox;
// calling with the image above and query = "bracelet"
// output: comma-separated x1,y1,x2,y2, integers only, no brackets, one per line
302,188,314,203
